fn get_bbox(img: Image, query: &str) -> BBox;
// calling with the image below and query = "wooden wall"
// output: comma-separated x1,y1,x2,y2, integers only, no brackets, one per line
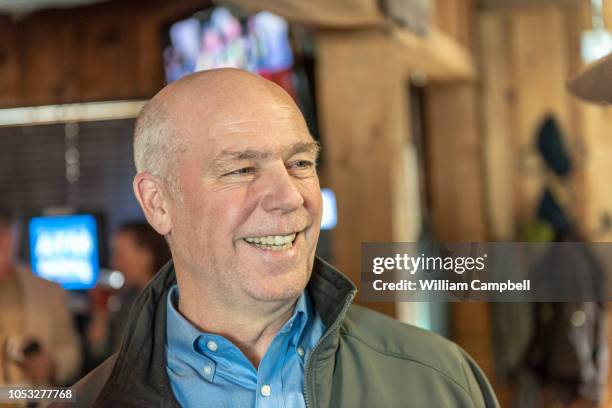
479,1,612,406
433,0,476,51
424,82,493,379
479,4,578,238
426,0,496,382
575,0,612,244
316,28,413,319
0,0,215,108
478,0,612,243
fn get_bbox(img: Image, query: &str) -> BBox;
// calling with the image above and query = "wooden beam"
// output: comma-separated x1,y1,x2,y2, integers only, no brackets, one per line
480,0,580,9
433,0,477,51
425,84,487,241
225,0,385,28
316,28,417,318
424,82,493,380
392,26,477,82
478,11,515,239
510,6,573,222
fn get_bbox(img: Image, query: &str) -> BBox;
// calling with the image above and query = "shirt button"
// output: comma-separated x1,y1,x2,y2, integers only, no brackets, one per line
297,346,305,358
206,340,218,352
203,365,212,376
260,384,272,397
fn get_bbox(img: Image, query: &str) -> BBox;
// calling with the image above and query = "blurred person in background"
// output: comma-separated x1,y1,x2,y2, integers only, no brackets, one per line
86,222,170,360
0,208,80,386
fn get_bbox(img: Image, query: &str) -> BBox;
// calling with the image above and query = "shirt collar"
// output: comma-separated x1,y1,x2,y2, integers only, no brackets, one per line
166,285,200,358
166,284,311,362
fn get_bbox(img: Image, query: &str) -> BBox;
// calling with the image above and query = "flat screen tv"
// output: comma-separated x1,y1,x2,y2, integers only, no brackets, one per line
29,214,99,290
163,5,323,151
164,7,295,97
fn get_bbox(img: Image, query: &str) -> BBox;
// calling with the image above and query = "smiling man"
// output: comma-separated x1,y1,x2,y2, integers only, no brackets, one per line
71,69,498,407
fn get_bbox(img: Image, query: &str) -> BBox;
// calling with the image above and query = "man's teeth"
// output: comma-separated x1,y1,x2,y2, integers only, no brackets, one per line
244,233,297,251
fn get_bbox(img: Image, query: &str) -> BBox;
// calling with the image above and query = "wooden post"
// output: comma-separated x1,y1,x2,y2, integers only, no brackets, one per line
316,28,416,318
424,82,493,379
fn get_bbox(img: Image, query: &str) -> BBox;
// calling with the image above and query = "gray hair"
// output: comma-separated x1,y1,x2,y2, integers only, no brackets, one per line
133,100,184,195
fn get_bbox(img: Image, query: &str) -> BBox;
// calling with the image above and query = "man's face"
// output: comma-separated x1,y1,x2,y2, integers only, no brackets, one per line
168,93,322,304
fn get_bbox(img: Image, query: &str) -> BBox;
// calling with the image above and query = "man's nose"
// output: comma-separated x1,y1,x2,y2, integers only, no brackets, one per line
260,167,304,213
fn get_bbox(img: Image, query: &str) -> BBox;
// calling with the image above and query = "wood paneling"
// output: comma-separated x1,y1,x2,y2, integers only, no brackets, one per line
0,16,19,106
76,9,137,100
512,7,572,221
479,11,515,240
480,0,579,8
425,83,487,242
0,0,214,108
316,28,417,318
0,0,481,108
17,12,77,105
479,5,577,233
477,0,612,242
228,0,384,27
392,26,477,82
424,82,493,378
433,0,476,51
477,2,612,404
569,1,612,244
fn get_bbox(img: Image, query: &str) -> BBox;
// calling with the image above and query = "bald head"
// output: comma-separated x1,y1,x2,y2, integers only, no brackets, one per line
133,69,305,190
132,68,321,308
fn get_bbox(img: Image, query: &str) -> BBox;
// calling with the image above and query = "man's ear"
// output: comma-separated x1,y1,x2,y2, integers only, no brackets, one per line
133,173,173,235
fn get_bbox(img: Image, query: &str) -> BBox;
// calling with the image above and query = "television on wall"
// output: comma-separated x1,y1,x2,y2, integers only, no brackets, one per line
162,5,322,150
28,214,100,290
164,7,295,97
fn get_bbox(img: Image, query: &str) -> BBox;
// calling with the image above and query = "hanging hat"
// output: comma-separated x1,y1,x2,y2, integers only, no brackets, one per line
568,51,612,103
537,188,571,233
536,115,573,177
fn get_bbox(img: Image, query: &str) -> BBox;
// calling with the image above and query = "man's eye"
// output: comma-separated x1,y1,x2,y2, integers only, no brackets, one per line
224,167,257,176
289,160,315,169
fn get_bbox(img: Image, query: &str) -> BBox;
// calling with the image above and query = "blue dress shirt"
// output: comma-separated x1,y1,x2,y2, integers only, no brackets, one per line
165,284,326,408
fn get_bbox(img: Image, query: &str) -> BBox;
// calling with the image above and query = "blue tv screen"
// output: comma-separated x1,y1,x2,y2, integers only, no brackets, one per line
29,214,99,290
